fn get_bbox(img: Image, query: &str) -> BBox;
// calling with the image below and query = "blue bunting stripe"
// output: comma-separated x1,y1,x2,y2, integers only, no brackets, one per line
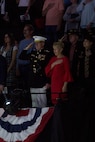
0,108,41,132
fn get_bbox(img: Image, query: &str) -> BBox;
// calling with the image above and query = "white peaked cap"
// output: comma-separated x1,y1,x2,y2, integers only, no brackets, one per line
33,36,47,42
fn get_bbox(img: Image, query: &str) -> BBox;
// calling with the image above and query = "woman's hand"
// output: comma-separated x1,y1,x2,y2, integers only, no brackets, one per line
62,82,68,93
51,59,63,69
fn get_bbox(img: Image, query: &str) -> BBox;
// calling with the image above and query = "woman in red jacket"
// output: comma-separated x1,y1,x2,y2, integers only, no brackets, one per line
45,41,73,105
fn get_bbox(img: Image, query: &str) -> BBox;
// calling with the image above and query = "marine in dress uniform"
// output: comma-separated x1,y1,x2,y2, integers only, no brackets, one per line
19,36,52,107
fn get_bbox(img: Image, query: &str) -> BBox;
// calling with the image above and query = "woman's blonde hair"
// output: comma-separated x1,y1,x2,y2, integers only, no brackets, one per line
53,41,64,49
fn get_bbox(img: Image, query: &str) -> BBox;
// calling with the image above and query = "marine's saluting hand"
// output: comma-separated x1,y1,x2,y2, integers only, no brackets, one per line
24,42,34,50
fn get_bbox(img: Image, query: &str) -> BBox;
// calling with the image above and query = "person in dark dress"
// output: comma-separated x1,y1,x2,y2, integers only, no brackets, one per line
0,55,7,93
0,55,7,107
69,35,95,142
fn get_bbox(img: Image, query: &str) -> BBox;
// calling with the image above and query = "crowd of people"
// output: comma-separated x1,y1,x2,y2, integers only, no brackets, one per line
0,0,95,43
0,0,95,142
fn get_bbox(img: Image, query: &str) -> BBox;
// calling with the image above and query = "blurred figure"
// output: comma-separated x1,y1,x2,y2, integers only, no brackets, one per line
0,54,7,107
60,29,82,76
0,0,6,26
27,0,45,35
67,30,82,75
18,0,31,27
68,35,95,142
0,33,17,93
16,24,35,89
63,0,80,34
73,36,95,88
77,36,95,142
77,0,95,37
0,54,7,94
3,0,19,26
42,0,64,50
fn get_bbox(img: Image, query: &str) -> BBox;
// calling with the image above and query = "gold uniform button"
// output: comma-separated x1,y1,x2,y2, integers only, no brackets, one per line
33,65,35,67
33,68,36,73
33,71,36,73
33,67,36,70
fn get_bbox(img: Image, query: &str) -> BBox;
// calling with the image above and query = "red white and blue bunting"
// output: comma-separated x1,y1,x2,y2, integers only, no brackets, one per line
0,107,54,142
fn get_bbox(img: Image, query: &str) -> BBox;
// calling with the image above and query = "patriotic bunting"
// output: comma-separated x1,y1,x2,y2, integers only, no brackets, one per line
0,107,54,142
